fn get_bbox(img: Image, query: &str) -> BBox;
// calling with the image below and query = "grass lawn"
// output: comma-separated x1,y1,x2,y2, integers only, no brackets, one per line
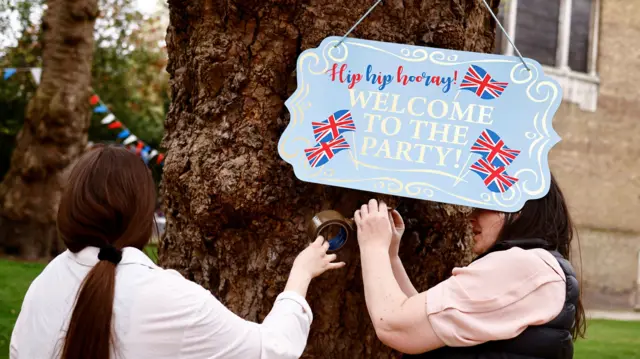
1,252,639,358
0,259,45,358
575,319,640,358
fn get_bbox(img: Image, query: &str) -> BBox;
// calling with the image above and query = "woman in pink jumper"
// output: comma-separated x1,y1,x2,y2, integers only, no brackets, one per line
355,175,585,359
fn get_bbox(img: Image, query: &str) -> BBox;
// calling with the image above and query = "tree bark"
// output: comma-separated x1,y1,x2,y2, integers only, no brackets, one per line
0,0,99,259
161,0,499,357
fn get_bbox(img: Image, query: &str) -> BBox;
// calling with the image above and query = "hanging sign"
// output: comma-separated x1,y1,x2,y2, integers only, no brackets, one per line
278,37,563,212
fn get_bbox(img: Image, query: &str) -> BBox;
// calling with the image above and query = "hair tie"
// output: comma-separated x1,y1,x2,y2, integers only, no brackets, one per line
98,245,123,265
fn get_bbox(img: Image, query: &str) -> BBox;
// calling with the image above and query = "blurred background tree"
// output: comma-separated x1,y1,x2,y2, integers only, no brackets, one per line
0,0,44,181
0,0,169,257
0,0,170,183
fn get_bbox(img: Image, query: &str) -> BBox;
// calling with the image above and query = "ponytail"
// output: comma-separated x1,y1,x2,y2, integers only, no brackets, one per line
61,260,118,359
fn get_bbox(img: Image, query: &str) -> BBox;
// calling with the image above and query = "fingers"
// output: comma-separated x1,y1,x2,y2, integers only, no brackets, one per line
326,262,346,270
391,210,404,228
324,251,344,266
354,209,362,225
368,198,378,214
322,240,330,252
360,203,369,217
360,198,389,218
362,198,395,215
311,252,346,277
378,200,388,214
388,211,396,231
313,235,325,247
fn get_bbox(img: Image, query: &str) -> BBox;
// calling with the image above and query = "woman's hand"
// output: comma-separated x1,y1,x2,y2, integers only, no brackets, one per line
388,209,405,258
286,236,345,297
292,235,346,280
354,199,393,251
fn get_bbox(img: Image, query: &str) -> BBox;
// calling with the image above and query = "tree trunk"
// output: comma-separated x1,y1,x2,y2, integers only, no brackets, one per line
0,0,99,260
161,0,498,357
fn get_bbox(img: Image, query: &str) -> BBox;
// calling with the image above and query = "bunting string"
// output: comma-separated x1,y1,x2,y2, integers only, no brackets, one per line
1,67,165,166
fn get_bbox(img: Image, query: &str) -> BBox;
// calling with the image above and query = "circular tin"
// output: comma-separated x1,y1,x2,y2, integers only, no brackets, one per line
307,210,355,252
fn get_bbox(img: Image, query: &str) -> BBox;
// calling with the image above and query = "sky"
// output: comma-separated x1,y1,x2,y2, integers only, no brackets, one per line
136,0,160,15
1,0,163,52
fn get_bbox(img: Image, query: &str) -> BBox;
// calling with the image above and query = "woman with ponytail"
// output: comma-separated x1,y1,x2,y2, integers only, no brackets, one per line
10,145,344,359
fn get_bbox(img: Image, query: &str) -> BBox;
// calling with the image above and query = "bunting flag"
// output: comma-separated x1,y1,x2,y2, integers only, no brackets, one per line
135,141,145,155
116,129,131,139
123,134,138,145
3,68,17,80
1,67,167,166
100,113,115,124
94,104,108,113
30,68,41,84
108,120,123,129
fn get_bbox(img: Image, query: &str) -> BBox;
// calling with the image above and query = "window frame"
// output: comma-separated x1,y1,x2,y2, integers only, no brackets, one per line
496,0,601,112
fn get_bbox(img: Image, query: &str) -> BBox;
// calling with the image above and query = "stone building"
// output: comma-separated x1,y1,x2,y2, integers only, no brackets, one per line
494,0,640,310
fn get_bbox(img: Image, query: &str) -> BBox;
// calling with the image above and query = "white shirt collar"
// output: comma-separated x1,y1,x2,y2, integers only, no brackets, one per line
67,246,158,269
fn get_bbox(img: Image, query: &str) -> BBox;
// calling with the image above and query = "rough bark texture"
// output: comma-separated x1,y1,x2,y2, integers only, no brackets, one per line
161,0,499,358
0,0,98,259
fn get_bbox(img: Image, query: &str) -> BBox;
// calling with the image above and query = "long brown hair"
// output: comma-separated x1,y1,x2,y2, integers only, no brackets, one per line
57,144,156,359
497,172,587,340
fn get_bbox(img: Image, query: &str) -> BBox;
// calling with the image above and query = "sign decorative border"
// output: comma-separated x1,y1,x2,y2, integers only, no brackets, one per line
279,36,562,212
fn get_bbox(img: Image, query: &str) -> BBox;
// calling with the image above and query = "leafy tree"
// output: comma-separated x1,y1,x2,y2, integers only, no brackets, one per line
0,0,43,179
0,0,99,259
0,0,169,257
0,0,170,183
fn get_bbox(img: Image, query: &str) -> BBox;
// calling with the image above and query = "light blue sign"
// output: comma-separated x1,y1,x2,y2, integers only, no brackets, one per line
278,36,562,212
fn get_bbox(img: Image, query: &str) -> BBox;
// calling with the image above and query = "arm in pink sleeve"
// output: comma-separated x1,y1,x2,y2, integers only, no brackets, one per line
425,248,566,347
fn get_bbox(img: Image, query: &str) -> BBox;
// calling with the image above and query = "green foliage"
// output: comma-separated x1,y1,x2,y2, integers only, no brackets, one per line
90,0,169,152
0,77,33,181
0,0,169,181
0,0,43,178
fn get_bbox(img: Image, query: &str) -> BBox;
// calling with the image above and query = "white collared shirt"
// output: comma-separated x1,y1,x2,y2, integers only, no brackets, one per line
10,247,313,359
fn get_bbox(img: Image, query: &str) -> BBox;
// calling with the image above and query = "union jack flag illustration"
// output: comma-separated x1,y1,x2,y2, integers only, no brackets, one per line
471,129,521,167
311,109,356,143
470,158,519,193
460,65,509,100
304,135,351,168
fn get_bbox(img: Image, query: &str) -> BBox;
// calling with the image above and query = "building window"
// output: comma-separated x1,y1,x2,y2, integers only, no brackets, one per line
515,0,561,67
494,0,601,112
569,0,593,73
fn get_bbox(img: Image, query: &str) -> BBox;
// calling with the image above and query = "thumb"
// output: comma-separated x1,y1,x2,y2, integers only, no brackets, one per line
391,210,404,229
388,212,397,234
313,235,325,247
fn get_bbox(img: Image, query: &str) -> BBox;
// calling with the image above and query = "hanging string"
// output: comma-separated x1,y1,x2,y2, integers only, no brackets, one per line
480,0,530,71
1,67,34,72
334,0,383,48
334,0,529,71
